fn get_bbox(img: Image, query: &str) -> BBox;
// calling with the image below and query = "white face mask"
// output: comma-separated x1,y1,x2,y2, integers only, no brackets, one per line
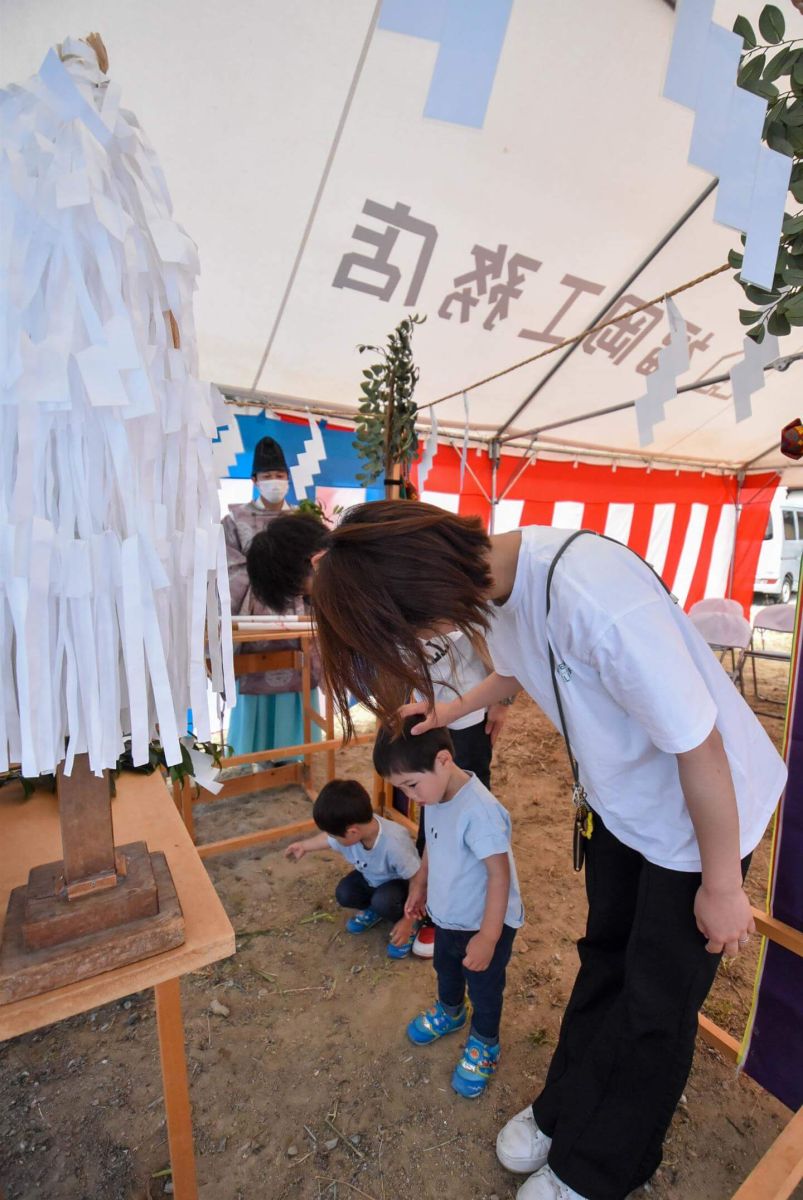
258,479,289,504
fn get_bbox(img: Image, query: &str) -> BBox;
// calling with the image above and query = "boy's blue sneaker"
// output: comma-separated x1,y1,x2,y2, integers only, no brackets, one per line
346,908,382,934
451,1034,500,1098
387,921,420,960
407,1000,469,1044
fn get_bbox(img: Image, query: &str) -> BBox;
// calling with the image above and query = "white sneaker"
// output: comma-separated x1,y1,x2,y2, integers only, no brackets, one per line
516,1165,588,1200
496,1105,552,1173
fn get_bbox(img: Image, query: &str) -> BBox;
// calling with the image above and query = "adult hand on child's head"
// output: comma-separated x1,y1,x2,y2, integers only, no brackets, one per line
285,842,306,861
398,700,455,734
694,884,756,956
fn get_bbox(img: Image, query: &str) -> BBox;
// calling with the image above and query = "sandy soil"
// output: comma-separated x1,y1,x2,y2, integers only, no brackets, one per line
0,635,800,1200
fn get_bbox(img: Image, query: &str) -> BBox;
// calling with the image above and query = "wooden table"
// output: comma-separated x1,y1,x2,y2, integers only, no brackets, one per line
0,771,235,1199
178,626,374,857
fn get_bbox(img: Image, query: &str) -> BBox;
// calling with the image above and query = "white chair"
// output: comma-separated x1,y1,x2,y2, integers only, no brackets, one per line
753,603,795,635
689,609,752,693
747,604,795,698
688,597,745,619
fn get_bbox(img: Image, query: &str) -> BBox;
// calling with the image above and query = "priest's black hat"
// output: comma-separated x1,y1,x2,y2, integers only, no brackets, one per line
251,436,288,476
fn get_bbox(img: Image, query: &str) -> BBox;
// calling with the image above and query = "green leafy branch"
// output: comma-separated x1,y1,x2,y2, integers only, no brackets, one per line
120,737,230,793
352,314,425,489
2,736,230,800
732,5,803,342
294,498,342,525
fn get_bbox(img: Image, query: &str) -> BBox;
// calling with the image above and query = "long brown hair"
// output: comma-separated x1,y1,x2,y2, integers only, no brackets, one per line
312,501,493,735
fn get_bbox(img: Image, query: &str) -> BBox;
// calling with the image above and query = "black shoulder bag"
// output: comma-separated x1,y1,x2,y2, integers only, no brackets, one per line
545,530,675,871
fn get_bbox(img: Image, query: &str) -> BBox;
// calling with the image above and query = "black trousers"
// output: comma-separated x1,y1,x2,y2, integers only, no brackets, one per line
334,869,408,922
415,719,493,855
435,924,517,1040
531,811,750,1200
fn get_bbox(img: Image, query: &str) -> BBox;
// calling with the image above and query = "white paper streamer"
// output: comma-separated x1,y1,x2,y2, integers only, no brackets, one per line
290,413,327,499
418,407,439,489
729,331,780,422
664,0,792,290
180,735,223,796
635,297,689,447
0,39,234,775
459,392,470,492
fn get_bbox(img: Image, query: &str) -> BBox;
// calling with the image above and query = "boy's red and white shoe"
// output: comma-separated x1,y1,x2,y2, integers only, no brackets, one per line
412,923,435,958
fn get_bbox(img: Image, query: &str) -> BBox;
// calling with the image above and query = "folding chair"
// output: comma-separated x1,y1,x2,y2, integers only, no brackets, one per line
689,609,752,694
747,603,795,699
688,597,745,618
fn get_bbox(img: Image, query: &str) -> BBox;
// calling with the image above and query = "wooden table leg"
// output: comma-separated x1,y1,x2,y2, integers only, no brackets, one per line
154,977,198,1200
302,642,312,789
325,689,335,782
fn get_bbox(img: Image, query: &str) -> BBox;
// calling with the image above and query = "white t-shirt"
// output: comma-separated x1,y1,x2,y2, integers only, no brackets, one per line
327,816,420,887
421,631,490,730
486,527,786,871
424,773,525,931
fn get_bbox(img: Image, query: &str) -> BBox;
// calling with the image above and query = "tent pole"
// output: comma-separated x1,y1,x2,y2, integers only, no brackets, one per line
727,471,744,600
489,440,500,534
495,179,719,442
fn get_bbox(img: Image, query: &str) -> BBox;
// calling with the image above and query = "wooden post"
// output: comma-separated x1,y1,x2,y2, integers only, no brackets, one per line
302,641,312,789
383,373,401,500
57,757,116,895
325,687,335,782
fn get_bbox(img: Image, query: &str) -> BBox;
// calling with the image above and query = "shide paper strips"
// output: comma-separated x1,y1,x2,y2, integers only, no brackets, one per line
0,37,238,776
664,0,792,291
634,297,689,447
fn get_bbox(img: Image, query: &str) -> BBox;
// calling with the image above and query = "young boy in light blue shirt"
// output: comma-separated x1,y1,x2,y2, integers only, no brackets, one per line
373,718,524,1097
286,779,422,958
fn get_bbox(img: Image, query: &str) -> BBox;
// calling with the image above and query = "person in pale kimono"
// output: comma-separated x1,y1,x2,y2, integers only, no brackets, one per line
223,435,320,757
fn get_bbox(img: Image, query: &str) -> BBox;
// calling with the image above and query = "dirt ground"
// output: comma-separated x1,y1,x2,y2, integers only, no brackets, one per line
0,634,800,1200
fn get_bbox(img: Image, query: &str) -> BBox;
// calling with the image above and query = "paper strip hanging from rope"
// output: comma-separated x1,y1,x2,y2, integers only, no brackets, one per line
290,414,327,499
459,392,470,491
635,297,689,447
418,407,439,488
729,331,781,423
664,0,792,291
0,38,234,776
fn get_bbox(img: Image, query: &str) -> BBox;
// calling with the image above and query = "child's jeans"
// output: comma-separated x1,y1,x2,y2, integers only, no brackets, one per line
434,924,517,1041
335,870,408,923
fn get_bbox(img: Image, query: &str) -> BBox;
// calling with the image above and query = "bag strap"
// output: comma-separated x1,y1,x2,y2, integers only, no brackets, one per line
545,530,674,806
545,531,588,806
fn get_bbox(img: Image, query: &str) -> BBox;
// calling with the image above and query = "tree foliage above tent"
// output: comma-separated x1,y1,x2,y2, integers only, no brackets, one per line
732,5,803,342
352,314,425,492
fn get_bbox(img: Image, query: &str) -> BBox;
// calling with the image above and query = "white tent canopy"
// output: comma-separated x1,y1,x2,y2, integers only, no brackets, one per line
4,0,803,477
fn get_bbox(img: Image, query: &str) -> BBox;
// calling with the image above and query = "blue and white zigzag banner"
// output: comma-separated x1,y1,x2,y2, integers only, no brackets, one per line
290,413,327,498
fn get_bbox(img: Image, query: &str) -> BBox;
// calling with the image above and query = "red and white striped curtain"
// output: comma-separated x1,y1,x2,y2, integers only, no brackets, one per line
417,447,778,616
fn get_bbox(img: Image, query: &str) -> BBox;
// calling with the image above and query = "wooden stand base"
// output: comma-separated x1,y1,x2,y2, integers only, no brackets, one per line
23,840,159,949
0,849,184,1005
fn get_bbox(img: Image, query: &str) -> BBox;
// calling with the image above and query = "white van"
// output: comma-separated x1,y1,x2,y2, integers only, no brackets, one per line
755,489,803,604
